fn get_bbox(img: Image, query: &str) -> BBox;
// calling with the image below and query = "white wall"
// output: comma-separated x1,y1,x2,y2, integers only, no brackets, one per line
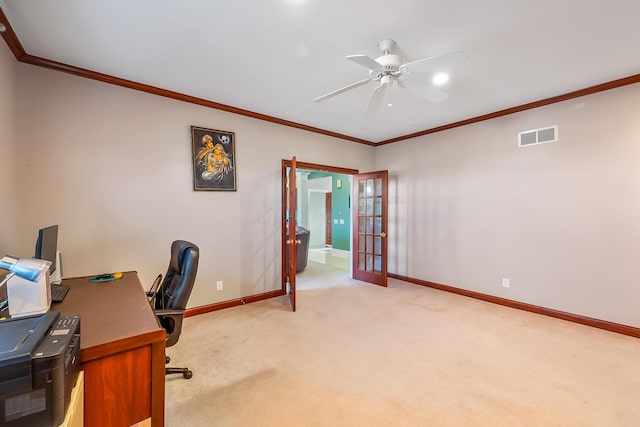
308,176,332,247
375,83,640,327
308,175,332,192
308,192,327,248
12,63,375,308
0,41,18,254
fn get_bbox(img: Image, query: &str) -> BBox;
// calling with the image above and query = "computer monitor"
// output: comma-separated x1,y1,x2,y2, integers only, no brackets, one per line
34,225,59,275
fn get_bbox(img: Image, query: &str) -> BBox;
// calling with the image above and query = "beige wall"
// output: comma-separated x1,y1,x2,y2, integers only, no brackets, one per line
12,64,375,307
375,84,640,327
0,41,18,253
6,48,640,327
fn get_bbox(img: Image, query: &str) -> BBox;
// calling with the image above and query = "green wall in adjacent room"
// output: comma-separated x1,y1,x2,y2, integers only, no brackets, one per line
307,172,351,251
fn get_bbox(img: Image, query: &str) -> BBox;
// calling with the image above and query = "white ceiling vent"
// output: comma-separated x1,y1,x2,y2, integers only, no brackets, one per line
518,125,558,147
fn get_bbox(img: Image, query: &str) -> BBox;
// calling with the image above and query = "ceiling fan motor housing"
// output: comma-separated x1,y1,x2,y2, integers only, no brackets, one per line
370,53,402,80
375,54,402,70
372,39,402,77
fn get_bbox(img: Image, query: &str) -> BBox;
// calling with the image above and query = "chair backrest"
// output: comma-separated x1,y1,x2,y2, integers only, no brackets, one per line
155,240,199,312
155,240,199,347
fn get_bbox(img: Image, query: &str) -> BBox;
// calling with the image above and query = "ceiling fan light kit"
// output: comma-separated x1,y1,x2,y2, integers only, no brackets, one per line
314,38,467,117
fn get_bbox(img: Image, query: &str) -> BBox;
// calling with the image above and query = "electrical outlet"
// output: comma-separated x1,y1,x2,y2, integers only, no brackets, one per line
502,278,510,289
216,280,223,291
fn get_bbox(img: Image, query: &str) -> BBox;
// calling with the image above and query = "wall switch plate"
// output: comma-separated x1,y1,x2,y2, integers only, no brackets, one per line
502,278,510,288
216,280,223,291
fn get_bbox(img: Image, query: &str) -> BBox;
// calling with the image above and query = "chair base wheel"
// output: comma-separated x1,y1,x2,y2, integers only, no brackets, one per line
166,366,193,379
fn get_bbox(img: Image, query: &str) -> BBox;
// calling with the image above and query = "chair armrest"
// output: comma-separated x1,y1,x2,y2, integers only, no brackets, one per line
155,309,185,347
154,309,185,317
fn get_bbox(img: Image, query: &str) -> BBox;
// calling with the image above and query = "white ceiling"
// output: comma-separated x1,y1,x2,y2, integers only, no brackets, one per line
2,0,640,143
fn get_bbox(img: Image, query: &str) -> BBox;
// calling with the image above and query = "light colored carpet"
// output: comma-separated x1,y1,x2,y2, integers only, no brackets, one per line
165,258,640,426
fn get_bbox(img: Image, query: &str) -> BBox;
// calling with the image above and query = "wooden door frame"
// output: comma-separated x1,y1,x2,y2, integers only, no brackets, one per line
281,160,359,295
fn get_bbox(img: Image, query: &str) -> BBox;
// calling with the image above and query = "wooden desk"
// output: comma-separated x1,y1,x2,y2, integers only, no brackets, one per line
55,271,166,427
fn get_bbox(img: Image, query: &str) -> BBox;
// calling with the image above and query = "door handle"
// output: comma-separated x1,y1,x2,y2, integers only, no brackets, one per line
380,232,386,238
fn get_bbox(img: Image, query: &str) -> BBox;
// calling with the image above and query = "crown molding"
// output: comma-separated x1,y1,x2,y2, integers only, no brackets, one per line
2,6,639,147
376,73,640,145
0,7,26,60
18,52,375,146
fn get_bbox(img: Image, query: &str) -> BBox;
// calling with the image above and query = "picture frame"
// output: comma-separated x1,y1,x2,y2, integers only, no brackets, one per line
191,126,237,191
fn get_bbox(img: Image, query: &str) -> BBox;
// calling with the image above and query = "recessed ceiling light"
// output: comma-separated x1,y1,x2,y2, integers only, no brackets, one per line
387,103,393,107
433,73,449,85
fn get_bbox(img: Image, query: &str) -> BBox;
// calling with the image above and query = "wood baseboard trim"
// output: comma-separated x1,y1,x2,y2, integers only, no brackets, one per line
389,273,640,338
185,289,286,318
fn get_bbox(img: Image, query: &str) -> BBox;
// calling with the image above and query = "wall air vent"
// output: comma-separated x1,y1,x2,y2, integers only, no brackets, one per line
518,125,558,147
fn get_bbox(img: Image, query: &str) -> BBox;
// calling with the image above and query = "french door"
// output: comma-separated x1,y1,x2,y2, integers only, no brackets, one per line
352,170,388,286
281,160,388,311
281,157,298,311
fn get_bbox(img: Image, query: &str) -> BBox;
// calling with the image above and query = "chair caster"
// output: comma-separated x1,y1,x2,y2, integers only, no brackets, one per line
166,356,170,364
183,370,193,379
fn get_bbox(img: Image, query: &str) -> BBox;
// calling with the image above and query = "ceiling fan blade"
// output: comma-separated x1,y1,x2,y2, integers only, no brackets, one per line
405,79,449,104
365,83,389,118
314,78,374,102
346,55,384,72
401,50,468,73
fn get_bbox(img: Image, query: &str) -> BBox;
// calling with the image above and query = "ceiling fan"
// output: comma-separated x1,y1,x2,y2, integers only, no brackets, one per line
314,39,467,117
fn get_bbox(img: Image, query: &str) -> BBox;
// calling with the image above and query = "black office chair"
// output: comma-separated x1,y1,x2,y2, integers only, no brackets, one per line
148,240,199,379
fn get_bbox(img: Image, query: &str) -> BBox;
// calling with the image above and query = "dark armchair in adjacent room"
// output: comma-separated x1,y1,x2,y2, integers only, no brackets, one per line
296,226,310,273
147,240,199,379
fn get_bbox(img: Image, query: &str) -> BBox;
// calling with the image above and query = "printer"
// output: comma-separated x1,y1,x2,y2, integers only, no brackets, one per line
0,311,80,427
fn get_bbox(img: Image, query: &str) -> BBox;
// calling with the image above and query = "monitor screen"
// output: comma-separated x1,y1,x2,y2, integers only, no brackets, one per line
34,225,58,274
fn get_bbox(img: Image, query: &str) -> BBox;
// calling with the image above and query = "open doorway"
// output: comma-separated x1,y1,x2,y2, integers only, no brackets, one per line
281,159,388,311
296,169,352,291
283,161,358,293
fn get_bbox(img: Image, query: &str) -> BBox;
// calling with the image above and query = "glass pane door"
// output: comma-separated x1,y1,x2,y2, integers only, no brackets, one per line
353,171,387,286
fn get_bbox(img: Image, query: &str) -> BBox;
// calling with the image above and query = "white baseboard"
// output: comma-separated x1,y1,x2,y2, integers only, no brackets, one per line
331,249,350,259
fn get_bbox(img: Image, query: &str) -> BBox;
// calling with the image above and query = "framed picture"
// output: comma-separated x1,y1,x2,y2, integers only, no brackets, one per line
191,126,237,191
